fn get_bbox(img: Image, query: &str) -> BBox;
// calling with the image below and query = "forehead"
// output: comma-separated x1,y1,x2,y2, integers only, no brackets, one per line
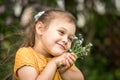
49,17,76,34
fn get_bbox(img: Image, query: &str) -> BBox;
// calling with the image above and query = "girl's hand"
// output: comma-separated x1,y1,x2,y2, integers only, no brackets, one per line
52,52,77,73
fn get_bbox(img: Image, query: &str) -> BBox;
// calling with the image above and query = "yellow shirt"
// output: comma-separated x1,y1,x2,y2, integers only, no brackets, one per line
14,47,62,80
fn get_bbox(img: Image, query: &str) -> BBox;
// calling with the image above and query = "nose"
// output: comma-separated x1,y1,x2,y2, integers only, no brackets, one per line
62,36,68,45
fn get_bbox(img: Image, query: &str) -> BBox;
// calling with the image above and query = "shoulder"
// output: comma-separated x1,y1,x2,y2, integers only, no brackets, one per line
15,47,36,64
16,47,33,56
14,47,38,79
16,47,31,53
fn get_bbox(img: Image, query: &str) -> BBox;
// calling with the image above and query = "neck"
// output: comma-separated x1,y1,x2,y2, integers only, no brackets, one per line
34,34,53,58
33,44,53,58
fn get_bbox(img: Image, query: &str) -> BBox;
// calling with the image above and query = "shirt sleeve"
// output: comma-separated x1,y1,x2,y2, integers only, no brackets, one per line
14,47,37,78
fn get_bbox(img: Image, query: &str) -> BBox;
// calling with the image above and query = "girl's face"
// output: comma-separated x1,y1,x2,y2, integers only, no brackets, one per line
40,18,76,57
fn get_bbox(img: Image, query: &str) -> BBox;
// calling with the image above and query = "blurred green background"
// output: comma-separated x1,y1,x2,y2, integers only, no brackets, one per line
0,0,120,80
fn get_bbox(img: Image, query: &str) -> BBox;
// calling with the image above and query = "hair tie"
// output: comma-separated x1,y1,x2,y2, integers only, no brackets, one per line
34,11,45,21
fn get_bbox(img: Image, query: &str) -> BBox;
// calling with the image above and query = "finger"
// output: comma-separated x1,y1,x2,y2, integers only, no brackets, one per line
65,59,71,67
58,60,66,68
66,55,74,65
67,54,76,61
60,60,69,72
71,53,77,58
70,53,77,61
58,61,68,73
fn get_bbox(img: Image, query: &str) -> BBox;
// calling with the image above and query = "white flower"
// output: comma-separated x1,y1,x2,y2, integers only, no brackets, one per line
70,34,92,59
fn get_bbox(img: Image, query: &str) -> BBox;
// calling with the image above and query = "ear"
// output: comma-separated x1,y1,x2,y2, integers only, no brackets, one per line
35,22,45,35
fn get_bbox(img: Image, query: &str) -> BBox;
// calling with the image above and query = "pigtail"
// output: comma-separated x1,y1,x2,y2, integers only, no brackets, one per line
21,21,36,47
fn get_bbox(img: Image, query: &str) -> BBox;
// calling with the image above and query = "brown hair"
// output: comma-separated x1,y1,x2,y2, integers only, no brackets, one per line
21,8,76,47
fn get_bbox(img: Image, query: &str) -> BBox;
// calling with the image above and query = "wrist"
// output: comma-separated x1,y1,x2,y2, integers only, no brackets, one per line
49,59,57,68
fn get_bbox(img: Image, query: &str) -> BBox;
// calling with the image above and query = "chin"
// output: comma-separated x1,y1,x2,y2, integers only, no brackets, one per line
51,47,67,56
52,50,64,57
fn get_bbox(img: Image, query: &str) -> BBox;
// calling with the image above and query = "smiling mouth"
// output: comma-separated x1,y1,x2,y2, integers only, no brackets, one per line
57,43,66,50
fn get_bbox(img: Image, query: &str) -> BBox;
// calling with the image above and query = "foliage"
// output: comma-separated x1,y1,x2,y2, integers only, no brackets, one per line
70,34,92,59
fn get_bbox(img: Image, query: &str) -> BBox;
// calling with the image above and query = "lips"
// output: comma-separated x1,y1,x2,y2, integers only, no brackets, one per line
57,43,66,50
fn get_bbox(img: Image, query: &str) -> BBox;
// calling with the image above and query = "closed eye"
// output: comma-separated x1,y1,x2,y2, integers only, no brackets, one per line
68,37,73,42
58,30,65,35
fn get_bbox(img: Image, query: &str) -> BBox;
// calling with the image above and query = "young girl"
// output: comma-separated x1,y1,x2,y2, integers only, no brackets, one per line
14,8,84,80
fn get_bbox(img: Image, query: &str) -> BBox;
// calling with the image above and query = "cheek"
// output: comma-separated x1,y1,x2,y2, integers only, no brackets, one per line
67,43,72,50
43,32,58,45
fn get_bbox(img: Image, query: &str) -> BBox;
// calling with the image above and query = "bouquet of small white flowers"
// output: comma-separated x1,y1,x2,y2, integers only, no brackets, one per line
69,34,93,59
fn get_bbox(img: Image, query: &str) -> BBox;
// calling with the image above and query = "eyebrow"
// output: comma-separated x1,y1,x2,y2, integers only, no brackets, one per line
59,27,67,31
